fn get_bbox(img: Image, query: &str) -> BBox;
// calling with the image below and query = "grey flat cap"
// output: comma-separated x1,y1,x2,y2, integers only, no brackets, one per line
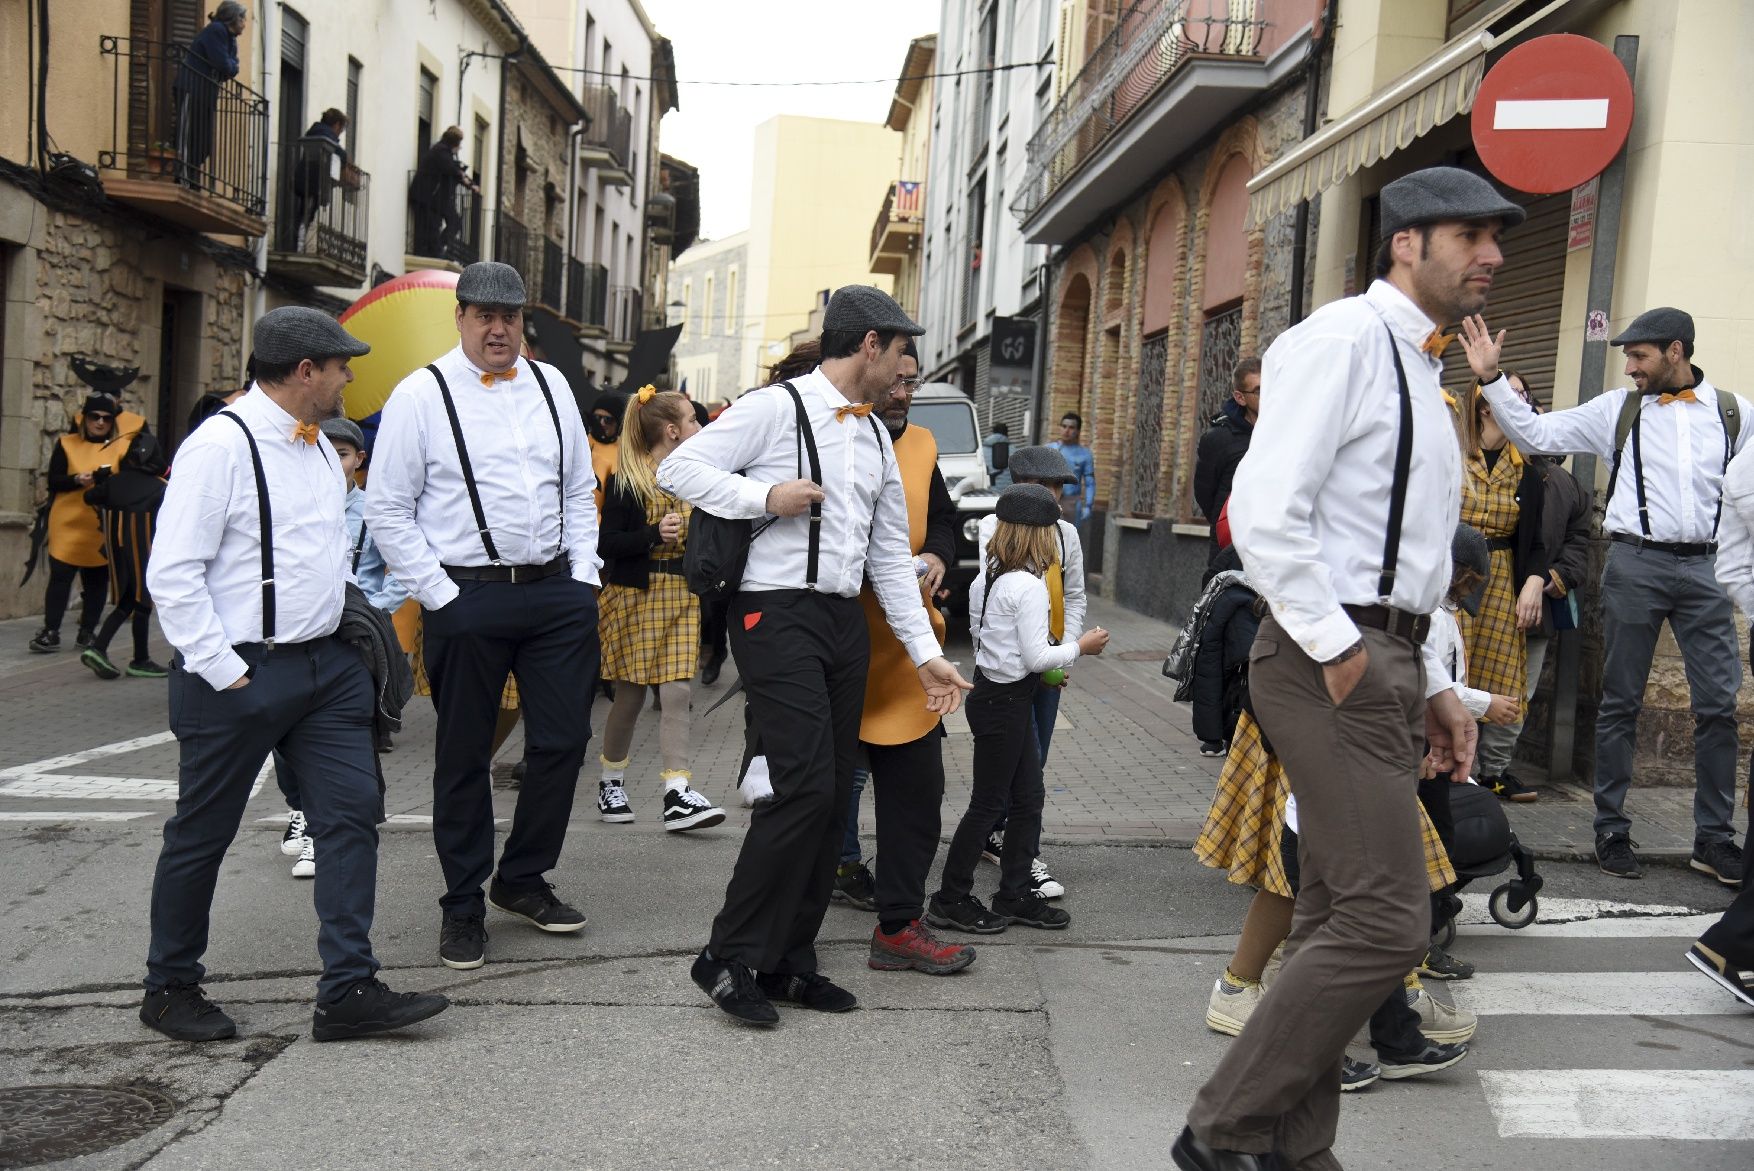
456,260,528,307
1452,524,1490,616
319,416,365,450
1610,306,1694,348
995,482,1061,527
1008,444,1076,485
1380,166,1526,239
252,305,370,366
823,285,925,337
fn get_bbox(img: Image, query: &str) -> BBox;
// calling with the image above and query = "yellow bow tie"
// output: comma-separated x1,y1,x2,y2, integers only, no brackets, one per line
1422,330,1455,359
479,368,517,388
834,402,875,422
291,422,320,445
1657,388,1698,405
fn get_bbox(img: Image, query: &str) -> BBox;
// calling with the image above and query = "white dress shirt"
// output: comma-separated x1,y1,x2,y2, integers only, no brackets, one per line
1427,604,1493,720
1713,444,1754,618
968,513,1086,641
1479,371,1751,543
365,346,600,610
656,368,940,667
1228,279,1460,694
972,569,1082,683
147,387,348,689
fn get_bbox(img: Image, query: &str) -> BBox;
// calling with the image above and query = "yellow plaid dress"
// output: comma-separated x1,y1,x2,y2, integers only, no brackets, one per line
1457,445,1528,718
1196,712,1456,895
599,488,699,685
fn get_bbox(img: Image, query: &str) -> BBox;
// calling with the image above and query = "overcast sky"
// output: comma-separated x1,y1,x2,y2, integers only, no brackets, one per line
640,0,942,241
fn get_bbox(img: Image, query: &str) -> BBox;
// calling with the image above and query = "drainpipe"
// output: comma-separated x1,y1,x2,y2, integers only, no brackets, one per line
565,120,584,313
1287,0,1330,327
247,2,274,363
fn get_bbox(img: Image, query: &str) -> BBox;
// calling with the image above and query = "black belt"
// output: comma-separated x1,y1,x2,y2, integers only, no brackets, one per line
650,560,686,577
1485,537,1515,552
231,636,331,654
1609,533,1717,557
442,555,570,584
1342,603,1431,645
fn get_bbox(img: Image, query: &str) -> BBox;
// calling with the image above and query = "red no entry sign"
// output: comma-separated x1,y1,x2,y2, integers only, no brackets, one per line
1471,34,1634,194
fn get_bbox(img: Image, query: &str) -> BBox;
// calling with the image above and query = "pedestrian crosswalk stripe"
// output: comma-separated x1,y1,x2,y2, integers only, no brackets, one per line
1480,1070,1754,1140
1452,971,1741,1016
1457,913,1720,939
0,739,271,802
0,811,153,822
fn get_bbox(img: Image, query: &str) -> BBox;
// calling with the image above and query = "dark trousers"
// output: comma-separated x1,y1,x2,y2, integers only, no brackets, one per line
987,681,1062,843
941,672,1043,903
699,591,729,660
425,574,599,915
147,636,381,1002
1189,619,1429,1163
710,591,868,975
1700,883,1754,965
42,556,108,634
865,729,948,924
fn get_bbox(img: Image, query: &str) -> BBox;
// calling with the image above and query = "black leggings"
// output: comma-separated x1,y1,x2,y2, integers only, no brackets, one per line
42,556,108,633
939,672,1043,902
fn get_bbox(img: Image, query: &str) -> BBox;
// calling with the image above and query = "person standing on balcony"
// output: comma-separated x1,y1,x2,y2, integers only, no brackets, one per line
410,127,476,261
174,3,246,191
292,108,348,248
1049,412,1095,527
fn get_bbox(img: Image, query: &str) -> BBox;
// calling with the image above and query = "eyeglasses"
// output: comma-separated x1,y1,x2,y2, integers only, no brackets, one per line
895,377,921,389
591,414,617,425
87,412,114,421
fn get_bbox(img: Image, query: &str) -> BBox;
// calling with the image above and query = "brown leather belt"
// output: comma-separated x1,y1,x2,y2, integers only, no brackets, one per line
1342,603,1431,645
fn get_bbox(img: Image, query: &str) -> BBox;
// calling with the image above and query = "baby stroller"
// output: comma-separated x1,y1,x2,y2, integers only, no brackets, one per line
1430,781,1545,946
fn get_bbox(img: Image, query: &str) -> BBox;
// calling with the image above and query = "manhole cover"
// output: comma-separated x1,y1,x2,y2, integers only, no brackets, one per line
1114,650,1168,661
0,1084,176,1167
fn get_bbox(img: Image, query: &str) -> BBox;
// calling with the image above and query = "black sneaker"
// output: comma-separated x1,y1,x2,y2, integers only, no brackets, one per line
126,659,170,678
439,911,487,970
311,977,449,1041
756,970,858,1013
979,829,1003,865
280,809,308,857
1377,1039,1469,1079
1199,740,1227,757
598,781,634,823
662,785,726,832
140,983,238,1042
1341,1056,1381,1091
1596,831,1643,879
1487,772,1538,802
74,626,95,649
79,647,121,679
991,890,1072,930
926,892,1008,935
700,649,724,687
831,861,878,911
27,627,59,654
487,879,587,933
1417,941,1475,981
1690,838,1744,888
690,949,779,1026
1685,942,1754,1008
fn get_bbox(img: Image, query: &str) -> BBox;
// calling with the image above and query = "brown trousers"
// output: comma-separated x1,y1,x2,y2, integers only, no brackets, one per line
1188,617,1430,1167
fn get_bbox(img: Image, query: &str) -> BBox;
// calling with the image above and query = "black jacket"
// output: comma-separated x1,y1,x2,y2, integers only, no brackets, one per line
1478,447,1549,590
1533,457,1593,637
598,472,686,590
1193,401,1254,523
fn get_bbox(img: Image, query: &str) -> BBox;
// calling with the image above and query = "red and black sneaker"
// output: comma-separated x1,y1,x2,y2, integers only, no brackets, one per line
868,920,977,975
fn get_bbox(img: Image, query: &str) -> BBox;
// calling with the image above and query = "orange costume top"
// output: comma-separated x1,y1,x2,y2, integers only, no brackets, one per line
859,424,948,745
47,410,144,567
590,435,619,516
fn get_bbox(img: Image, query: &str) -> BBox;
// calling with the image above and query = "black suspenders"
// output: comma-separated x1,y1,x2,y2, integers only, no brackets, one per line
1625,403,1734,540
220,411,277,644
1374,319,1416,606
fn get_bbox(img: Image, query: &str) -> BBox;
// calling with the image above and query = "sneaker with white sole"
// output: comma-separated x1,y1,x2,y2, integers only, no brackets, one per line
1341,1056,1380,1091
979,829,1004,865
1408,984,1476,1043
1686,941,1754,1008
662,785,726,832
1205,976,1263,1037
1377,1039,1469,1079
281,810,308,857
291,835,315,879
1029,857,1066,899
598,781,634,823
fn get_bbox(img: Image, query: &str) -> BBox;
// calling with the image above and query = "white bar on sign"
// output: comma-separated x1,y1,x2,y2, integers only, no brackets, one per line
1480,1070,1754,1140
1494,98,1610,130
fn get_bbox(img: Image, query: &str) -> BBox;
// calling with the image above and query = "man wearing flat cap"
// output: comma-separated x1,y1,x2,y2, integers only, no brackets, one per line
1176,166,1518,1171
367,261,603,970
142,305,448,1043
658,284,972,1025
1470,306,1748,889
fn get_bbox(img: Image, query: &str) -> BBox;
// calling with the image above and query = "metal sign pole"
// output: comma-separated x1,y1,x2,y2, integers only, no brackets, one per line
1549,34,1638,783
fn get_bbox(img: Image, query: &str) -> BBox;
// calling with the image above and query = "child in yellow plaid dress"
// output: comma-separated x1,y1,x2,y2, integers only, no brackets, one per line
594,388,726,832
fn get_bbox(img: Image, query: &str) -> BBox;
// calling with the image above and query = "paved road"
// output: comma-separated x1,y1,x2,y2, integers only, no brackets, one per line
0,604,1749,1168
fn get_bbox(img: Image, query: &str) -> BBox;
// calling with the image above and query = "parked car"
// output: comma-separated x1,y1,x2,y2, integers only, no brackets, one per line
907,382,996,617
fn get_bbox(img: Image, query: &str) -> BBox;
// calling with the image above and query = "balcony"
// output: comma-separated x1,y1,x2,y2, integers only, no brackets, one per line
608,286,642,349
493,212,532,279
579,85,634,186
406,178,482,269
539,238,565,314
267,136,368,287
576,262,610,334
1014,1,1297,244
98,35,269,237
869,180,925,276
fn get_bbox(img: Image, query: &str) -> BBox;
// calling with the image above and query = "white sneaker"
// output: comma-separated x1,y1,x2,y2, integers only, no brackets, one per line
662,785,727,832
1029,857,1066,899
1408,984,1477,1044
738,755,773,808
1205,976,1263,1036
598,782,634,823
291,835,315,879
281,810,307,857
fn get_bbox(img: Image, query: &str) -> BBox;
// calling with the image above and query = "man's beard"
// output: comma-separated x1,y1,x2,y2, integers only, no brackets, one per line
882,410,907,437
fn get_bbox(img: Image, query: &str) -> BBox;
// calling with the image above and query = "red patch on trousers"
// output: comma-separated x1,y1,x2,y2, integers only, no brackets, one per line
743,612,762,631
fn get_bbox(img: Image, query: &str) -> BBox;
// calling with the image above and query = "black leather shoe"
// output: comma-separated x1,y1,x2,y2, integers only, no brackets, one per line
311,977,449,1041
1171,1126,1274,1171
140,984,237,1042
700,650,724,686
691,949,779,1026
756,970,858,1013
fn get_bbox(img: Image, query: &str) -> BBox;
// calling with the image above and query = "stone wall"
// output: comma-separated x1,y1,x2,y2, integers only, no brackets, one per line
500,73,576,296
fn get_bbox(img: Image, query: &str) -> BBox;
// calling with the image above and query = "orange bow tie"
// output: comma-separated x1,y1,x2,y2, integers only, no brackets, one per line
291,422,320,445
1422,330,1455,359
834,401,875,421
479,368,517,388
1657,388,1698,406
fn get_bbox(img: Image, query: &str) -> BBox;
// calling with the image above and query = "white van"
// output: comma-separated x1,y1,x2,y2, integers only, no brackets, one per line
907,382,998,615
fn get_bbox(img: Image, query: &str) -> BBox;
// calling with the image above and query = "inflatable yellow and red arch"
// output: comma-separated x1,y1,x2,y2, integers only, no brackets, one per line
338,269,462,424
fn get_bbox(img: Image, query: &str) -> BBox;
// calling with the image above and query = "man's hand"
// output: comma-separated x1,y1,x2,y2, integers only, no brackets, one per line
1459,314,1506,385
1322,644,1369,705
1484,694,1520,725
919,552,947,597
75,471,94,487
658,512,684,544
1515,575,1545,630
225,676,251,691
766,479,824,517
1425,688,1478,782
918,657,974,715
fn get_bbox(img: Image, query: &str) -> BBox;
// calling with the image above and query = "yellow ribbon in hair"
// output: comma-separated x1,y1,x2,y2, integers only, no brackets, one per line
637,384,657,404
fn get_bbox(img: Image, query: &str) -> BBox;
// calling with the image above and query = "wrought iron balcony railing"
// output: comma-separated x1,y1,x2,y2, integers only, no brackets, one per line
269,136,368,286
580,85,634,180
609,285,642,346
540,238,565,313
406,175,482,266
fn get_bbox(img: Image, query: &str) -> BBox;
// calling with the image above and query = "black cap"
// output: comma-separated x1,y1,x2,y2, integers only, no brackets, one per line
995,483,1061,527
822,285,925,337
1610,306,1694,349
1380,166,1526,239
82,393,119,417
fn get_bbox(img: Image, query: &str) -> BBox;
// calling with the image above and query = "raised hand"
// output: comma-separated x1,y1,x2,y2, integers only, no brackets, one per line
1458,314,1506,385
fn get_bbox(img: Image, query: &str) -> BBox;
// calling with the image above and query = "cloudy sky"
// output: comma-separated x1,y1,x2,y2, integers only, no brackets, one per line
640,0,942,241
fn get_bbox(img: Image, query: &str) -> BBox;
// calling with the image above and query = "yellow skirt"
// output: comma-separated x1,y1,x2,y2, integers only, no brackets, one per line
599,569,699,685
